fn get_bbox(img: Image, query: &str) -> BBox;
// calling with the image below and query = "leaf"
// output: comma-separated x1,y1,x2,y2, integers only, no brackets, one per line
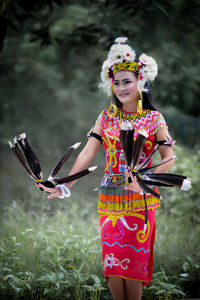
43,287,50,295
2,267,12,272
180,273,189,278
155,289,167,295
90,274,101,285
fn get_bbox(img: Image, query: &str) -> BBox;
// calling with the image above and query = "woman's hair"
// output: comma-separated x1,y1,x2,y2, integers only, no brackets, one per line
113,79,157,111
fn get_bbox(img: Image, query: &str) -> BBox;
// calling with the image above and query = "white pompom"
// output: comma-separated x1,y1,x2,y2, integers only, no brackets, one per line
115,37,128,44
138,129,149,138
121,120,129,130
127,122,134,130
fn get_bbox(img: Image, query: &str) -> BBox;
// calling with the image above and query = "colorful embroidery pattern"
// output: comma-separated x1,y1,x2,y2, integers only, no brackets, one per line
97,109,167,174
99,213,151,243
96,109,167,285
103,253,130,270
102,242,150,254
100,210,156,285
98,186,160,216
102,135,120,173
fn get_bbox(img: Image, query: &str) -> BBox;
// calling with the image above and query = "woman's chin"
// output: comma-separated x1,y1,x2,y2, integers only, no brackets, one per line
119,97,132,104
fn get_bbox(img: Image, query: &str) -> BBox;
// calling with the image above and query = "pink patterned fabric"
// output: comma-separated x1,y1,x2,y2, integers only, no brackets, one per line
99,210,155,285
96,109,167,175
95,108,168,285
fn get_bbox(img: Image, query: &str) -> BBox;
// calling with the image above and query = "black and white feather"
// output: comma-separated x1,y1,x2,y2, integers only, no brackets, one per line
119,122,191,230
9,133,97,190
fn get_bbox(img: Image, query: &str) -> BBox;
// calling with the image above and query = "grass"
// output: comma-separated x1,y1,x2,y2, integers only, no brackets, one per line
0,200,109,300
0,146,199,299
0,197,199,300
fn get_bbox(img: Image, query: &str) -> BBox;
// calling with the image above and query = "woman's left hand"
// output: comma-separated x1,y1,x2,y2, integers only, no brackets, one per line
36,183,63,199
124,170,142,193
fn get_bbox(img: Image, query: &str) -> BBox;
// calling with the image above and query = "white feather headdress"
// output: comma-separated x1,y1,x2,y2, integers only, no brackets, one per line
99,37,158,96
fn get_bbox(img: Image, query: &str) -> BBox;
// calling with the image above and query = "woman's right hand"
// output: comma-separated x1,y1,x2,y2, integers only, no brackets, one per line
124,170,143,193
36,183,62,199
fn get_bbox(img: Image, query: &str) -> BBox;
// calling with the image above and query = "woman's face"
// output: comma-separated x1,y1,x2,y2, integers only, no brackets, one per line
113,71,138,106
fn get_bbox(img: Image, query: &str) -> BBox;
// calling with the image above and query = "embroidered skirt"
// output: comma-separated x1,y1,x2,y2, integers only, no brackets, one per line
98,186,158,286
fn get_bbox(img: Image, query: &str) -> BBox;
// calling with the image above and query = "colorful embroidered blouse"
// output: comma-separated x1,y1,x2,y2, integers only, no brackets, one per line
96,108,168,215
96,109,167,175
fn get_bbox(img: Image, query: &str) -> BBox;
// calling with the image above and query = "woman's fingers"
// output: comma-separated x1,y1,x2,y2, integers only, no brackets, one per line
124,171,142,193
36,183,62,199
47,189,61,199
36,183,55,193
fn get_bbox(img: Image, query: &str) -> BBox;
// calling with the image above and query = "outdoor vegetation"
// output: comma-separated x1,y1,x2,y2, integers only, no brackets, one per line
0,0,199,299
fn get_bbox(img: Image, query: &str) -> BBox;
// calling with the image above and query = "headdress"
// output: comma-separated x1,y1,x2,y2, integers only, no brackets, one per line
99,37,158,113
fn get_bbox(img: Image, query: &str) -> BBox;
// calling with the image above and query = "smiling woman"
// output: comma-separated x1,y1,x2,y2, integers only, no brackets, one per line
113,72,139,112
37,37,176,300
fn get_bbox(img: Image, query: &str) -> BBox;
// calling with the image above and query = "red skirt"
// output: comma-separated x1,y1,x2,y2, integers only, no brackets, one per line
99,209,156,286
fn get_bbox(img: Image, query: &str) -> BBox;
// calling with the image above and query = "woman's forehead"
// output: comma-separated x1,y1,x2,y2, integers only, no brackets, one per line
114,71,136,80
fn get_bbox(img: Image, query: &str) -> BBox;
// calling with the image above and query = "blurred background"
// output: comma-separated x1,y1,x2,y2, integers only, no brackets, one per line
0,1,199,299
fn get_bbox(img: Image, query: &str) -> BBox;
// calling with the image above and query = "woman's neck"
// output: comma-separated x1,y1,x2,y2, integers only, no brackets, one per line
122,102,137,113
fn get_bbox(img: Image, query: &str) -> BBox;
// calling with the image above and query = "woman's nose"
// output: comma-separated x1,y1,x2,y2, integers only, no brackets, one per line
119,84,125,90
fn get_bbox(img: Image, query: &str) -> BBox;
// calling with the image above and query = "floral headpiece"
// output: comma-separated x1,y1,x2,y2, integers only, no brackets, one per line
99,37,158,96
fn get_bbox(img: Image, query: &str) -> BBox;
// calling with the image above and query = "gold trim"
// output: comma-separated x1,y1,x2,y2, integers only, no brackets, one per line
107,104,118,118
105,274,149,283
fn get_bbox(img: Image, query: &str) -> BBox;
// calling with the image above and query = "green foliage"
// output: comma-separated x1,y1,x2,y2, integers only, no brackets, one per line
144,268,186,300
161,146,200,224
0,0,200,119
0,201,109,300
0,146,200,299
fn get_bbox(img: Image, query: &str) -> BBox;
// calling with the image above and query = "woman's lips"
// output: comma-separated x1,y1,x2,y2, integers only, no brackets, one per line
119,92,129,97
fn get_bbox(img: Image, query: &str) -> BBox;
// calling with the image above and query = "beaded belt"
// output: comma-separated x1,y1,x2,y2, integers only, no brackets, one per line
100,173,126,187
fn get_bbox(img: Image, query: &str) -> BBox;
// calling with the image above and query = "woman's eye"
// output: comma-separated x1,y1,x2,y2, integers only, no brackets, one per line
114,82,119,86
124,81,132,84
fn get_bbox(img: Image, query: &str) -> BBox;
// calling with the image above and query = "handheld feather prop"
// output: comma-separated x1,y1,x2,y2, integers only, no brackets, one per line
9,133,97,190
119,121,191,231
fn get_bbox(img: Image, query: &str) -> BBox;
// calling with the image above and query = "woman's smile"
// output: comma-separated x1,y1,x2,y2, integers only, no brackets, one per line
119,92,129,97
114,70,139,112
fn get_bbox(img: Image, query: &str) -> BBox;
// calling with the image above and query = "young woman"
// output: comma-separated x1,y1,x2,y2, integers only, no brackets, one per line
37,37,174,300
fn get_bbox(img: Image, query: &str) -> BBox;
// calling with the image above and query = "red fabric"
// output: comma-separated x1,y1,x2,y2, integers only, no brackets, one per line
96,109,167,175
99,209,156,286
95,108,168,285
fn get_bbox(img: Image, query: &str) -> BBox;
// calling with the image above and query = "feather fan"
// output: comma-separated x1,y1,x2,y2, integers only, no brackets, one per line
9,140,38,181
17,133,43,181
119,122,191,231
9,133,97,190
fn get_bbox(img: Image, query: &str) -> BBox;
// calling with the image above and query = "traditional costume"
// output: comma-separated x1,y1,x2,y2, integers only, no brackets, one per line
96,108,166,285
88,37,191,285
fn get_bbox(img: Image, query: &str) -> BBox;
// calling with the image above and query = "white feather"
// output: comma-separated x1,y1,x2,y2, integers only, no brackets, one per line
181,178,192,191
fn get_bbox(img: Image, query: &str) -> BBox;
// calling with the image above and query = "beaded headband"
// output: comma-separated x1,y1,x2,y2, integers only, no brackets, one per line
112,61,139,75
99,37,158,96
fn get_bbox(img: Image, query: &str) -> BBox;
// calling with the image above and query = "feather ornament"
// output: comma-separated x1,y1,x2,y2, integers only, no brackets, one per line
48,142,81,181
9,134,97,191
9,140,38,181
54,166,97,185
181,178,192,191
17,133,43,181
132,132,147,168
118,124,191,230
119,125,191,194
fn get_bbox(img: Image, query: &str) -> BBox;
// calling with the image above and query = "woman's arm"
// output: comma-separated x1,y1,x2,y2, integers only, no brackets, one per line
154,127,174,174
37,122,102,198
